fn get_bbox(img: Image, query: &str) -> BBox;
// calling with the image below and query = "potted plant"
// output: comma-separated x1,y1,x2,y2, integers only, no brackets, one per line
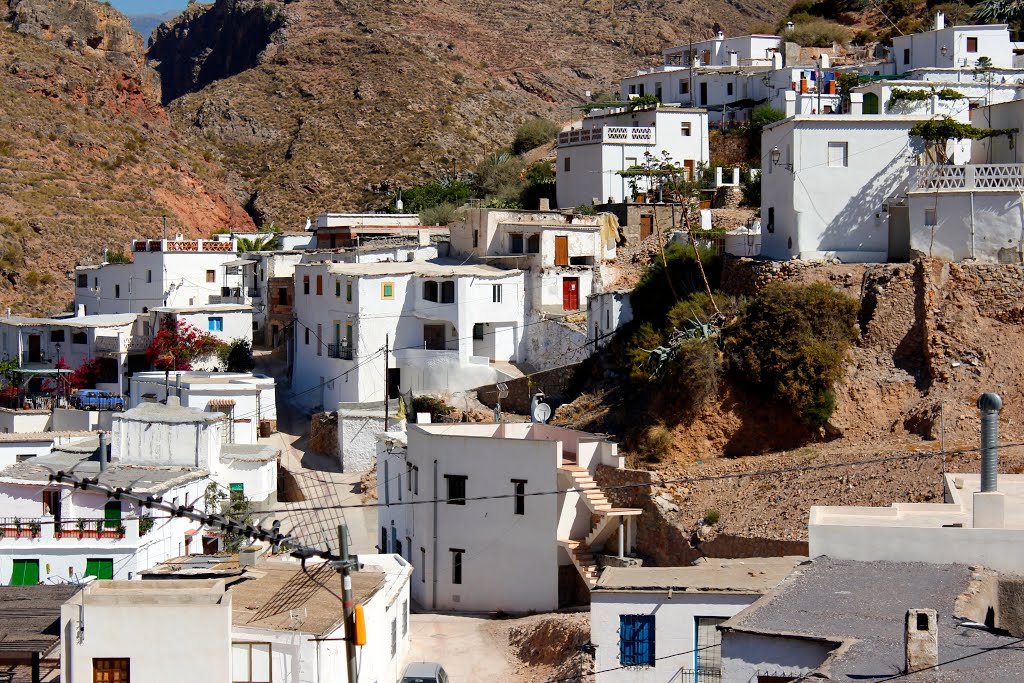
115,524,126,538
28,521,40,538
13,518,21,537
139,515,154,536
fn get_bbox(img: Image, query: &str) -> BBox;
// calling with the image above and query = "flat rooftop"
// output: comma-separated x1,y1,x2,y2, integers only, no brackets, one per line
0,313,138,328
811,473,1024,530
723,557,1024,681
151,304,253,314
228,561,384,636
69,579,228,606
318,259,520,278
594,556,806,594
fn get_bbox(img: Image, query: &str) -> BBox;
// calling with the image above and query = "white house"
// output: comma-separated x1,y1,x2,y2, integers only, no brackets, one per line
129,371,277,444
760,112,933,262
556,106,710,208
892,14,1014,72
291,260,525,411
74,236,243,317
149,303,254,348
61,579,233,683
587,290,632,350
590,558,804,683
0,430,94,468
376,422,641,613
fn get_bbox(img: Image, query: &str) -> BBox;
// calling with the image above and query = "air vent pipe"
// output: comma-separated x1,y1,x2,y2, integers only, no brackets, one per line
978,392,1003,492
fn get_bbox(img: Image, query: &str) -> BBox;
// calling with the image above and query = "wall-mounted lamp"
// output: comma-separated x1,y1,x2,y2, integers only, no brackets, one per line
940,45,948,57
771,146,793,171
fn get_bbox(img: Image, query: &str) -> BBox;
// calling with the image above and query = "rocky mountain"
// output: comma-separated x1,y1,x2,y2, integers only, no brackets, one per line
126,10,180,42
149,0,789,225
0,0,254,314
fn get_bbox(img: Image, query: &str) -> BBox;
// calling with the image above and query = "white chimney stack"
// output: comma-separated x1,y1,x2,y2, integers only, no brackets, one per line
905,609,938,673
849,92,864,116
728,51,738,67
935,11,945,30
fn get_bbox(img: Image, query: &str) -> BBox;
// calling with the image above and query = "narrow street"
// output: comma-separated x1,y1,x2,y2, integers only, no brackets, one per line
408,613,521,682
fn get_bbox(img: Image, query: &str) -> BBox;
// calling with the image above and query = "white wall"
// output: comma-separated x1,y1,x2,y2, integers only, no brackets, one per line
0,409,51,433
592,592,759,683
909,189,1024,262
587,291,633,349
721,630,835,683
893,24,1013,71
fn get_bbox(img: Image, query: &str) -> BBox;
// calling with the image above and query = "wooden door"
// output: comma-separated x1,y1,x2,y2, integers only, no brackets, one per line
93,658,130,683
683,159,695,181
423,324,446,350
639,215,654,240
562,278,579,311
554,236,569,266
28,334,41,362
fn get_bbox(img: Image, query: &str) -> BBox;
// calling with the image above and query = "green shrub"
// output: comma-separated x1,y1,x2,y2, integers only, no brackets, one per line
881,0,915,20
703,509,721,525
512,118,559,155
740,168,761,207
105,250,131,264
631,243,722,325
419,202,462,226
474,151,527,202
626,322,666,382
396,179,471,213
217,338,255,373
725,282,859,427
412,395,455,423
661,338,722,416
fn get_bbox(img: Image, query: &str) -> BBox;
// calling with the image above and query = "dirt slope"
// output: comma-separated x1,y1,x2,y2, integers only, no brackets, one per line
0,0,254,314
149,0,790,225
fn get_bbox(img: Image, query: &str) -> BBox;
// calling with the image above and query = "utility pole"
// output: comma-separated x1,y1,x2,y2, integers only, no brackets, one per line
384,334,390,431
337,525,359,683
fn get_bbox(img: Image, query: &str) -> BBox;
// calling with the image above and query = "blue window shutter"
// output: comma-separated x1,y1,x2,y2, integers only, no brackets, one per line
620,615,635,665
638,615,655,665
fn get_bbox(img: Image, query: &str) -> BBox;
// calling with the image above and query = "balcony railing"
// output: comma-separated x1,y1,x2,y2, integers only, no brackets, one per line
677,669,722,682
557,126,657,147
327,343,355,360
0,517,127,540
93,336,121,353
915,163,1024,191
127,334,152,352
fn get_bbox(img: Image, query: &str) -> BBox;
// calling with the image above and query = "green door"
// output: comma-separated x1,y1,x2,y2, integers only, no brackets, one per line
104,501,122,530
10,559,39,585
85,558,114,580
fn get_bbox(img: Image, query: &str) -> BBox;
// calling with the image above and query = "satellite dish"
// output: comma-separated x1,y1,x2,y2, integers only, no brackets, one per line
532,402,552,424
497,382,509,399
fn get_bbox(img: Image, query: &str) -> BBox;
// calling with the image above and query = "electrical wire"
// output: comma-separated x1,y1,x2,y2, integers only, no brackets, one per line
542,643,720,683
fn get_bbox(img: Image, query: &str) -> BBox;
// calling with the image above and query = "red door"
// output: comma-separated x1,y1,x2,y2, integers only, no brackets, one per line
562,278,579,311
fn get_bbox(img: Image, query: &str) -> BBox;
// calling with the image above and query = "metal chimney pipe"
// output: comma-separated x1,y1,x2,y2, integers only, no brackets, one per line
175,372,182,398
978,392,1003,492
97,432,108,474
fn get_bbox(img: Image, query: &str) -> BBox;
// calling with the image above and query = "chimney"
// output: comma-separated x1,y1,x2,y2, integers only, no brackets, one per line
935,11,945,30
905,609,938,673
849,92,864,116
819,53,830,69
77,304,86,317
728,51,738,67
974,392,1005,528
97,432,109,473
538,198,550,211
785,20,795,32
175,372,182,398
784,90,797,117
239,544,265,568
772,51,783,70
166,395,181,408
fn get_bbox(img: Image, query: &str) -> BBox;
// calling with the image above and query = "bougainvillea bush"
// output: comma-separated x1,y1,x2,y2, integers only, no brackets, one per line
145,318,223,371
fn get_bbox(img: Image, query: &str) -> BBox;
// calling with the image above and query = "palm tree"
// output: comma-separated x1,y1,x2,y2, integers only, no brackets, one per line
236,234,278,252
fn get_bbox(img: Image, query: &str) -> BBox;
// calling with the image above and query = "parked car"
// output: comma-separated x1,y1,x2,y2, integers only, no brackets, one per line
401,663,449,683
70,389,125,411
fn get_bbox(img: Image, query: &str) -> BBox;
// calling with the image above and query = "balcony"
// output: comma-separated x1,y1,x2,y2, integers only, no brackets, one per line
127,334,152,352
93,336,121,353
0,517,130,541
913,163,1024,191
327,343,355,360
557,126,656,147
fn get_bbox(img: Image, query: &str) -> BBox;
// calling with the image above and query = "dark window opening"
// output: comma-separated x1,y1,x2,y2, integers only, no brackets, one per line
423,280,439,302
440,281,455,304
513,479,526,515
917,613,929,630
510,233,524,254
445,474,467,505
451,548,464,585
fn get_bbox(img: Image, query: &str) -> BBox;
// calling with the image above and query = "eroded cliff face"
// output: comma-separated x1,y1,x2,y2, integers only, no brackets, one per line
149,0,289,104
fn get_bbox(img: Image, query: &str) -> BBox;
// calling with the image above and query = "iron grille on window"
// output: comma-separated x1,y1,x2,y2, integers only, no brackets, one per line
327,343,354,360
677,669,722,683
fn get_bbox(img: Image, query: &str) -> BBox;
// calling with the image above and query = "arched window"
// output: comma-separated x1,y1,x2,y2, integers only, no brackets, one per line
441,281,455,304
864,92,880,115
423,280,438,302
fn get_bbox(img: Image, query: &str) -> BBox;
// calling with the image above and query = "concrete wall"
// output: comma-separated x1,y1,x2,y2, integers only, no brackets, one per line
909,189,1024,263
476,362,581,415
592,591,759,683
721,630,835,682
0,409,51,433
338,409,386,473
62,582,232,683
893,25,1013,71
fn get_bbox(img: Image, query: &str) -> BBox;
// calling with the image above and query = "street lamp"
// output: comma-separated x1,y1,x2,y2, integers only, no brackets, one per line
771,146,793,171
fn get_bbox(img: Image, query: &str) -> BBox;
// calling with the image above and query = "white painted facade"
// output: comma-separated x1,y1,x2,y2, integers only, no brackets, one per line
587,290,632,350
376,423,639,613
892,21,1014,71
0,408,51,434
0,432,94,468
808,473,1024,573
556,107,710,208
337,405,386,473
720,630,835,683
74,237,243,317
854,79,1022,118
150,304,254,348
129,371,277,445
761,115,930,262
291,261,524,411
61,580,233,683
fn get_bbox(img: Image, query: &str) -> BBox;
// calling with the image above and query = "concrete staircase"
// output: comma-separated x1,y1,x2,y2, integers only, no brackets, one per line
557,465,642,589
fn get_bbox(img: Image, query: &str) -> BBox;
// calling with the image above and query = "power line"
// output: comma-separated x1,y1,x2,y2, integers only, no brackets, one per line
543,643,720,683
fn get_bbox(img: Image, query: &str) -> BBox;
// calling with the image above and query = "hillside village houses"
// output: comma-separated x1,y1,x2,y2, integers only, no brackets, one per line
376,421,642,613
0,396,279,586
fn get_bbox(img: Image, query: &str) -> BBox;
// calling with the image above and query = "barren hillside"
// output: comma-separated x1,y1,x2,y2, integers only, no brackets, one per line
149,0,790,225
0,0,254,315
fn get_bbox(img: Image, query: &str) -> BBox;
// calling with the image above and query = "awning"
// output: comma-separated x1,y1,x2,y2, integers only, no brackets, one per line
221,258,256,268
207,399,236,407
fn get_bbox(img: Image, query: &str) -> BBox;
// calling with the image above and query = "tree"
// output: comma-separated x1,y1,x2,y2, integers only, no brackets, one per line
973,0,1024,24
145,318,223,371
236,234,278,252
204,483,253,553
512,118,559,155
218,339,256,373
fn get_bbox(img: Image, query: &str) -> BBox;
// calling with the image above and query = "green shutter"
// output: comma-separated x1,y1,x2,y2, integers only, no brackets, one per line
86,558,113,580
10,560,24,586
104,501,122,530
10,559,38,586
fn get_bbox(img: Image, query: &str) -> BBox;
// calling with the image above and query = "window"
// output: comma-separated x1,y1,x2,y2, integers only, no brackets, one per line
232,642,271,683
925,208,937,226
146,270,152,283
903,48,911,65
727,82,733,96
413,465,419,494
209,317,224,332
440,281,455,304
472,229,480,248
451,548,464,585
9,559,39,586
527,234,540,253
304,328,310,345
382,282,395,299
316,274,323,295
42,490,60,516
492,284,502,303
391,618,398,658
76,273,87,288
206,270,216,283
827,142,848,168
104,501,121,530
335,279,341,297
230,483,245,502
967,36,978,53
679,79,689,95
695,616,728,678
397,469,402,501
72,331,87,345
423,280,439,302
420,548,426,583
303,275,310,295
445,474,467,505
85,558,114,580
50,330,64,343
316,324,322,356
278,287,288,305
564,156,571,173
512,479,526,515
510,233,524,254
93,658,130,683
681,122,692,136
473,323,484,340
619,615,655,667
767,206,775,234
629,84,637,95
346,280,352,302
114,284,120,299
